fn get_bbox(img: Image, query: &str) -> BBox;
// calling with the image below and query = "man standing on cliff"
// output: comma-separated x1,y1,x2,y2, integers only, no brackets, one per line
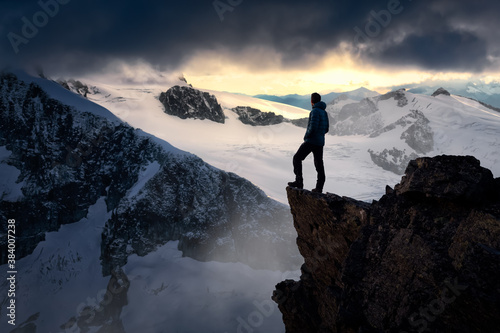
288,92,329,193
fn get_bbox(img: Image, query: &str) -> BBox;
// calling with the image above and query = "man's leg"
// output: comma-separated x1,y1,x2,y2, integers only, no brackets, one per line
290,142,313,188
312,145,326,192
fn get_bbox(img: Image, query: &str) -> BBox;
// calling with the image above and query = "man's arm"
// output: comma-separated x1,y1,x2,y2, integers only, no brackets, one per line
304,110,320,140
325,112,329,134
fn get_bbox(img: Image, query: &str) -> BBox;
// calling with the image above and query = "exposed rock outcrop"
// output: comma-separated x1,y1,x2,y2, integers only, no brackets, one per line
368,147,419,174
274,155,500,333
57,79,99,98
379,88,409,107
432,87,451,97
159,85,225,123
232,106,285,126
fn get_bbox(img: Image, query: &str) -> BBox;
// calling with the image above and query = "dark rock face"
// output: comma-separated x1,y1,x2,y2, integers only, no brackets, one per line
159,85,225,123
432,87,451,97
368,147,419,174
232,106,284,126
274,155,500,333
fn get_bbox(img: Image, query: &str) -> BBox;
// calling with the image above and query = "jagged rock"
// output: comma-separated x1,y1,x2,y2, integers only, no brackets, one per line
432,87,451,97
232,106,284,126
57,79,99,98
274,155,500,333
399,110,434,154
379,88,408,107
395,155,497,202
159,85,225,123
368,147,419,174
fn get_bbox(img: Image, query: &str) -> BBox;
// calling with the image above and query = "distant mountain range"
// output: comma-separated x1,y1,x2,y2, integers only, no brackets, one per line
254,87,379,110
389,79,500,109
254,80,500,111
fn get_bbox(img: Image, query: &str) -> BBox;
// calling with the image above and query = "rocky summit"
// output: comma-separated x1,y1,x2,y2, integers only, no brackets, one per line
432,87,451,97
273,155,500,333
159,85,225,123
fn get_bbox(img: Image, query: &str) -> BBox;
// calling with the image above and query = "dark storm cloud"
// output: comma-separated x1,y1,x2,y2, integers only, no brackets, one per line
369,30,490,72
0,0,498,74
355,0,500,72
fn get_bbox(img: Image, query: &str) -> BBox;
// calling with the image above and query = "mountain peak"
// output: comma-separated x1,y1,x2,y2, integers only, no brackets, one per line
431,87,451,97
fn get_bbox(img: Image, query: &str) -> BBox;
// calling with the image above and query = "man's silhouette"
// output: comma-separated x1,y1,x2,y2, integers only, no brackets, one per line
288,92,329,193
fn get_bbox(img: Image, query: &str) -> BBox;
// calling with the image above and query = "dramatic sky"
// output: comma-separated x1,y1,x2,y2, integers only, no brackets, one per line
1,0,499,94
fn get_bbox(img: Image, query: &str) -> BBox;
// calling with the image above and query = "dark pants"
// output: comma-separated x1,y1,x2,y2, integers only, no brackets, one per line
293,142,326,190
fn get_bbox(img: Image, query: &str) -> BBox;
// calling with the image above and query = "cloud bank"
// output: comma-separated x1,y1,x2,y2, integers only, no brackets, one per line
1,0,499,77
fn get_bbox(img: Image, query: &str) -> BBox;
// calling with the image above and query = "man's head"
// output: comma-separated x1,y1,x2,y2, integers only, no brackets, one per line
311,92,321,106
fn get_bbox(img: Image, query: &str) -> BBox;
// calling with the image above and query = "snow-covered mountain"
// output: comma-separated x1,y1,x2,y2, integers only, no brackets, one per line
0,71,301,333
391,79,500,109
326,88,500,175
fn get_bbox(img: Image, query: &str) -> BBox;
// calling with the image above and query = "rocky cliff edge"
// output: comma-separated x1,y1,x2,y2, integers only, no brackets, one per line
273,155,500,333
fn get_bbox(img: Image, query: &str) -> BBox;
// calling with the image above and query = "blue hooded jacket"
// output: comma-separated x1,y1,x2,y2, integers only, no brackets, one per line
304,101,329,146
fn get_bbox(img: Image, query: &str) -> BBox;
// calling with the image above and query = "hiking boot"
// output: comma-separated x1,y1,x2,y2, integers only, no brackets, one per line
288,181,303,189
311,188,322,193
